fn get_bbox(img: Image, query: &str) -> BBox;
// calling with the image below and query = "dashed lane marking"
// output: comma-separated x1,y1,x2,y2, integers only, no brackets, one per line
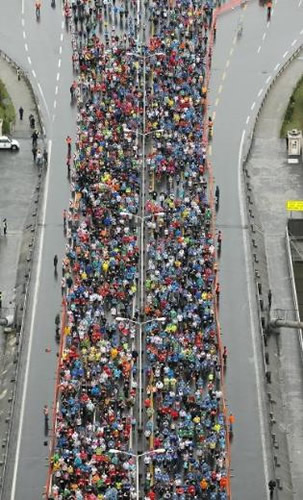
27,56,32,65
246,115,250,125
257,88,263,97
251,101,256,111
265,75,271,84
215,97,219,107
25,43,28,52
283,50,288,58
56,72,60,81
32,69,36,79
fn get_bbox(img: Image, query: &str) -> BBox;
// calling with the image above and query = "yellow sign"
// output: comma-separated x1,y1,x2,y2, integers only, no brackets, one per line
286,200,303,211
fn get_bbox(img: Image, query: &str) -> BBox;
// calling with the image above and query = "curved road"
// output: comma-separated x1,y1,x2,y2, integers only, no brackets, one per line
0,0,303,498
209,0,303,498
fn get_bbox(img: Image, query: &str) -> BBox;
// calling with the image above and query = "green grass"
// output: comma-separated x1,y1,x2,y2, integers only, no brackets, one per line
0,80,15,134
281,75,303,138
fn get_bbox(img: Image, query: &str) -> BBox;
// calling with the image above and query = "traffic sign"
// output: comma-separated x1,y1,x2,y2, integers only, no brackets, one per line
286,200,303,211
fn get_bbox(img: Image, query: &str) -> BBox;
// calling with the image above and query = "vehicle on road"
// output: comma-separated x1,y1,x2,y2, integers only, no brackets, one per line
0,136,20,151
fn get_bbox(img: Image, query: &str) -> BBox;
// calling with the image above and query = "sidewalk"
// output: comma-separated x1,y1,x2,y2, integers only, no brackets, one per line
0,52,43,490
0,55,39,138
246,50,303,498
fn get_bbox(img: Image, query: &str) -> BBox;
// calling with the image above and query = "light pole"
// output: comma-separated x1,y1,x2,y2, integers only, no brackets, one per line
120,211,165,316
115,316,166,429
109,448,165,500
125,50,164,319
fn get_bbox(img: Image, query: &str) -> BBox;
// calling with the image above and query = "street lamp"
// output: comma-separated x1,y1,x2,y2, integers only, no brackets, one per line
123,127,164,137
109,448,166,500
115,316,166,429
120,211,165,314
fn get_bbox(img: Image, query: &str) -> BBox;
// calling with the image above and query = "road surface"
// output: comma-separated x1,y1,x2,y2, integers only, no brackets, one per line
209,0,303,498
0,0,303,498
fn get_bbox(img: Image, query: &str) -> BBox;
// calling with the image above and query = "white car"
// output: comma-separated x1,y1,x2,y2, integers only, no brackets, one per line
0,136,20,151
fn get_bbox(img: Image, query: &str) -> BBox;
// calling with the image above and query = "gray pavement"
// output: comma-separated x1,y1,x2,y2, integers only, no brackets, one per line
246,50,303,499
0,54,43,494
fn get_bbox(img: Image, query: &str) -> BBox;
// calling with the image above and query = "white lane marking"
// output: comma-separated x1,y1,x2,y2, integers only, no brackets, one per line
56,72,60,81
21,18,25,26
267,21,270,28
61,20,64,29
23,31,26,39
54,100,57,109
32,69,37,79
257,46,261,54
59,46,62,55
24,43,28,52
21,0,25,14
299,0,302,7
37,83,51,119
10,140,53,500
58,59,61,68
265,75,271,84
27,56,32,65
291,39,297,47
55,85,58,95
283,50,288,58
301,29,303,34
237,129,270,500
274,63,280,71
246,115,250,125
251,101,256,111
60,33,64,42
262,33,266,41
258,88,263,97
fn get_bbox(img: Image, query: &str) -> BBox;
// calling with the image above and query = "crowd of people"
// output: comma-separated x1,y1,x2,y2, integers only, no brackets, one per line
49,0,229,499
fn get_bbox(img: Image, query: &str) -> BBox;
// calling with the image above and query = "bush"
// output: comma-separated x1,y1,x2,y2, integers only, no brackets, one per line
281,75,303,137
0,80,15,134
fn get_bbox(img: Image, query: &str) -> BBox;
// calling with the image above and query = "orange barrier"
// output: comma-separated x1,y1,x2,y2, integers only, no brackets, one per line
45,297,67,499
202,8,232,498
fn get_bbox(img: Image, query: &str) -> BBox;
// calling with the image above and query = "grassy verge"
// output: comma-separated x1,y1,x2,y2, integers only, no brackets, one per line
0,80,16,135
281,75,303,138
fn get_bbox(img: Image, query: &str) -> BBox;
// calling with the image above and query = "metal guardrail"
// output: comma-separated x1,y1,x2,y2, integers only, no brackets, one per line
285,228,303,356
